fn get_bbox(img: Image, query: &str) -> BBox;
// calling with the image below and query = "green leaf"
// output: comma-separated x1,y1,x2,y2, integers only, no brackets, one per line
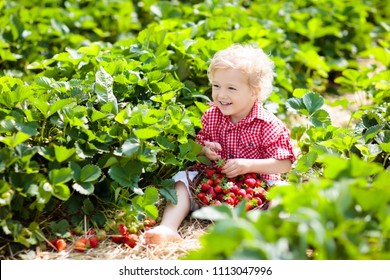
118,138,140,156
52,183,71,200
303,92,324,115
310,109,331,127
144,204,159,219
295,151,318,173
50,219,70,236
69,161,81,181
0,180,12,206
82,198,95,215
192,205,233,221
108,164,143,194
95,66,118,114
159,179,176,204
286,97,305,113
0,131,30,148
49,167,73,185
143,187,159,206
320,156,349,179
146,70,164,82
350,151,383,174
78,43,101,56
73,182,94,195
54,145,75,162
379,142,390,153
49,99,75,117
292,88,310,98
156,136,176,150
90,109,107,122
355,144,382,161
79,164,101,182
34,77,53,89
363,124,384,142
134,127,161,140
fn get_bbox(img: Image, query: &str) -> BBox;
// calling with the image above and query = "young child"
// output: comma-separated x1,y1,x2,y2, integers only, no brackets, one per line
144,44,296,244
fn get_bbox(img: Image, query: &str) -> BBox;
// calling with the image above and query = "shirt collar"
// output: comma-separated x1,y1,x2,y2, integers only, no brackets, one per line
210,101,273,125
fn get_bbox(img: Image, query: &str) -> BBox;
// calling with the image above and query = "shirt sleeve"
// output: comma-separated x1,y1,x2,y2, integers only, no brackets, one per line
261,120,296,164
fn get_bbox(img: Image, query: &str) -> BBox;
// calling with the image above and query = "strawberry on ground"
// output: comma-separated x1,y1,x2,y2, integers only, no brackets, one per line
89,236,99,248
55,239,67,252
97,229,107,241
123,233,139,248
74,237,90,252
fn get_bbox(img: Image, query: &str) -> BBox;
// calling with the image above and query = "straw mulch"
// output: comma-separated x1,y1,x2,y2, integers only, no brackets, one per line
16,217,211,260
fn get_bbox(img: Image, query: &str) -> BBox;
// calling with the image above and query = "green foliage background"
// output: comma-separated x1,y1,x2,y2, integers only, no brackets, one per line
0,0,389,259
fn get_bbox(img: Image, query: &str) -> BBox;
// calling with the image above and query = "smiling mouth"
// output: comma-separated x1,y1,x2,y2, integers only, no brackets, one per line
219,101,232,106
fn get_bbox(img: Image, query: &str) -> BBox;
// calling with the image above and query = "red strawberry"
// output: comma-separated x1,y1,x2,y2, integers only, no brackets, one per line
225,197,235,206
89,236,99,248
214,185,222,193
255,179,264,187
197,192,206,199
230,184,239,194
237,188,246,197
55,239,67,252
245,202,254,211
213,175,224,186
254,197,263,206
118,224,128,236
201,183,212,191
74,237,89,252
244,178,256,188
213,200,222,206
254,187,267,200
202,197,210,205
205,169,216,177
124,233,139,248
111,235,123,244
246,187,254,195
144,218,156,227
245,173,257,179
207,188,217,199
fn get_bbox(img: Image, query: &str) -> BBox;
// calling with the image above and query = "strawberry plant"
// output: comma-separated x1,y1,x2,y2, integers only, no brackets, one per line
187,155,390,260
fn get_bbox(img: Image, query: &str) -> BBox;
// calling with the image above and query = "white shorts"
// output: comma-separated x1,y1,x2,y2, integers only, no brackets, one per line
172,171,289,212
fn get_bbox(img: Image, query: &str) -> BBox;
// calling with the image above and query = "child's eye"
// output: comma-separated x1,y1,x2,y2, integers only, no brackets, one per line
212,84,220,89
228,87,237,91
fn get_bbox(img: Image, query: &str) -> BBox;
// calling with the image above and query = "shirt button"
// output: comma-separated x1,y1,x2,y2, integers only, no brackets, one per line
229,154,234,158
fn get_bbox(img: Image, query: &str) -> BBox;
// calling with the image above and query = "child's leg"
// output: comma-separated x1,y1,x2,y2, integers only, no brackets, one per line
144,181,191,245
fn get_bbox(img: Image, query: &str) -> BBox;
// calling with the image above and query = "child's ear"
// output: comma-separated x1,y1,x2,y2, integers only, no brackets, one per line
251,88,260,100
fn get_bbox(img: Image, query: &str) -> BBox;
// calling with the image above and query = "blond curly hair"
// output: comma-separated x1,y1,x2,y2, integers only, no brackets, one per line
207,44,275,102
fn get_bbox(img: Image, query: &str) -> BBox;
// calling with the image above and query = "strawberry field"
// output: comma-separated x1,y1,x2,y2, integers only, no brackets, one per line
0,0,389,260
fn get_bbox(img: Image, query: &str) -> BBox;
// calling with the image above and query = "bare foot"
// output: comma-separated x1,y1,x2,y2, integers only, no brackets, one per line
144,225,181,245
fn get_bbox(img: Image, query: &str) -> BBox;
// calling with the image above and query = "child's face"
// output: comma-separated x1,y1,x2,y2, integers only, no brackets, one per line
211,68,257,124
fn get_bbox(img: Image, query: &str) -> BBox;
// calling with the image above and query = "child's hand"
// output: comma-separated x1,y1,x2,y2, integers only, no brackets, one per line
203,141,222,161
222,159,249,178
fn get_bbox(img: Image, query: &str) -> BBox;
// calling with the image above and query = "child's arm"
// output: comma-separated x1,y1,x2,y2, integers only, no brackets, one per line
221,158,292,178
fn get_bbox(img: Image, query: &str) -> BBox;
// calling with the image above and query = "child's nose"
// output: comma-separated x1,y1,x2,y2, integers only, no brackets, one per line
219,88,229,97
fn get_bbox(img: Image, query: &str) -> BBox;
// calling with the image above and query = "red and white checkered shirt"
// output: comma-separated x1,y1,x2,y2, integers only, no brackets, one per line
196,102,296,180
